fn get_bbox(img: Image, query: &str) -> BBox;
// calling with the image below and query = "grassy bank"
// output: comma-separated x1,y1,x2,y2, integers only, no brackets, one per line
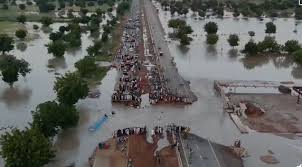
0,21,24,34
0,3,110,22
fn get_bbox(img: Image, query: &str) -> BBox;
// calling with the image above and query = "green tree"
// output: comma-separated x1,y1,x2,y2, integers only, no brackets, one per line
0,128,55,167
0,34,14,54
204,22,218,34
257,36,280,53
227,34,239,48
168,19,186,31
54,72,89,105
59,26,66,33
75,56,97,77
284,40,301,54
32,101,79,137
49,32,63,41
206,34,219,45
40,16,53,27
87,40,102,56
179,34,192,46
15,29,27,39
117,1,130,15
1,66,18,86
46,40,66,57
16,15,26,24
243,41,258,55
265,22,276,35
0,55,31,86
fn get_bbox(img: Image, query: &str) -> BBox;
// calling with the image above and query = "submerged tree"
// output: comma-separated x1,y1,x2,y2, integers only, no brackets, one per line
227,34,239,48
265,22,276,35
46,40,66,57
248,31,255,38
31,101,79,137
75,56,97,77
284,40,301,54
0,128,55,167
15,29,27,39
204,22,218,34
206,34,219,45
168,19,193,46
54,72,89,105
0,34,14,54
243,41,258,55
0,55,31,86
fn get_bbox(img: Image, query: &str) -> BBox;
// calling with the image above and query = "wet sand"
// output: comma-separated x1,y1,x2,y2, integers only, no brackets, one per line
229,93,302,134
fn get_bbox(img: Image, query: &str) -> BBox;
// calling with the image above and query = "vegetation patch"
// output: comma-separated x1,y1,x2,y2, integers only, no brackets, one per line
0,21,24,34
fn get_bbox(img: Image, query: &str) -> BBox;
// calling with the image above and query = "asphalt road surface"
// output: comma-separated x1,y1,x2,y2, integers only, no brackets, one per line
142,0,197,103
183,134,244,167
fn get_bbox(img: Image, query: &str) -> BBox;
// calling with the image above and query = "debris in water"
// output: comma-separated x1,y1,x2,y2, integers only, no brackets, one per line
88,90,101,98
260,155,280,164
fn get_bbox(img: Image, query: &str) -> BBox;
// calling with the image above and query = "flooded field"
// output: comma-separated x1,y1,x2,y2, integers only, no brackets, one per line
157,7,302,84
0,2,302,167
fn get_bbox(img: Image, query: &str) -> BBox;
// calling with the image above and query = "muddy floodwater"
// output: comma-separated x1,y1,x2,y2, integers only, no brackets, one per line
1,4,302,167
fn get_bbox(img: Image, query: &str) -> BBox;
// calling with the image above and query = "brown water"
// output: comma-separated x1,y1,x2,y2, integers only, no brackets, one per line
1,3,302,167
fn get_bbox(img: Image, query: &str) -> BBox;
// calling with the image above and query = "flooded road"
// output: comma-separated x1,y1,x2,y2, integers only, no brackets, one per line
0,2,302,167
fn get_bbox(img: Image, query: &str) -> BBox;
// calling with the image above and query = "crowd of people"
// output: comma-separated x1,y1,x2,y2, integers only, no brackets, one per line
112,1,191,107
113,126,147,138
112,6,143,107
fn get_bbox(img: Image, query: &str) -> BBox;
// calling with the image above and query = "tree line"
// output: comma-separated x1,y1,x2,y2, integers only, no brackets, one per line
158,0,302,19
0,0,131,166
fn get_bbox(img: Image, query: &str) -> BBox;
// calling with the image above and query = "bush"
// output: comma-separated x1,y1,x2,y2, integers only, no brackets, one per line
16,15,26,24
227,34,239,48
15,29,27,39
243,41,258,55
257,36,280,53
284,40,301,53
248,31,255,38
33,24,39,30
75,56,97,77
19,4,26,10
